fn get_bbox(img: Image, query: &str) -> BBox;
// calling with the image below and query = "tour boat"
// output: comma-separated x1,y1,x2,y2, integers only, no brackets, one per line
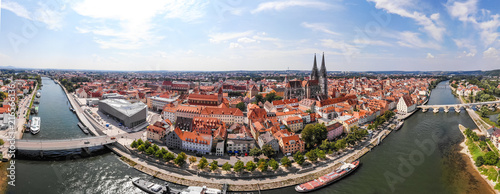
131,177,173,194
295,160,360,193
180,186,222,194
30,117,41,135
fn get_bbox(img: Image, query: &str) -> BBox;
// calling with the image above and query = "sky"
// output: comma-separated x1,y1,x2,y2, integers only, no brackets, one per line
1,0,500,72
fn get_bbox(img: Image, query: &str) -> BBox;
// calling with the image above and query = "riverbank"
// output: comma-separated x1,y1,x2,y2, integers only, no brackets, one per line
458,124,498,193
114,129,392,191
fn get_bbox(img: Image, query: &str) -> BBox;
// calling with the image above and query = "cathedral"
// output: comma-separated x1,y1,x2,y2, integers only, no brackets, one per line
284,53,328,100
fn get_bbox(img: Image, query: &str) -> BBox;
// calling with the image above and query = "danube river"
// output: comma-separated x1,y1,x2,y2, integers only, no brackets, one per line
4,79,492,193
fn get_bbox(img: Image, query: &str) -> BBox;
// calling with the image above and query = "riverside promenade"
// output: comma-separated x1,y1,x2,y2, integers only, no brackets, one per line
115,129,392,191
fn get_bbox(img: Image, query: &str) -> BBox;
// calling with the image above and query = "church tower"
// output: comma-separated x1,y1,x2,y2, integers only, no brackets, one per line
310,54,319,81
319,52,328,95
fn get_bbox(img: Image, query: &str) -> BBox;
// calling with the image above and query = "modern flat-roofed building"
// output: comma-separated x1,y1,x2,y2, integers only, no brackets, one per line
98,99,147,128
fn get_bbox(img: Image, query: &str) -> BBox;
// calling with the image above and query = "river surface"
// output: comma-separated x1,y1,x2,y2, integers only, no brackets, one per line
4,80,492,194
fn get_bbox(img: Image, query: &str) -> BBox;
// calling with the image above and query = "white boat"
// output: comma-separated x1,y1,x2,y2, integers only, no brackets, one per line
36,92,41,98
181,186,221,194
31,117,41,134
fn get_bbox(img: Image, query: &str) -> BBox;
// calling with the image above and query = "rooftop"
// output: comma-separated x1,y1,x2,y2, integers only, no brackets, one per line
100,99,146,117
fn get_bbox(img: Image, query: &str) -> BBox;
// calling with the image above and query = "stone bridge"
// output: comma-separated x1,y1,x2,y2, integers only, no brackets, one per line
418,101,500,113
16,136,117,151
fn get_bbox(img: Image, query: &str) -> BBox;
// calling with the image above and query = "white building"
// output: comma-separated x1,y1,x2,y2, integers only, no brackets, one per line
397,95,416,114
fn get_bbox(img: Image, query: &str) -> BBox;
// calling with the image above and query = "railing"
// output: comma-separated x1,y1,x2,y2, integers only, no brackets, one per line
16,136,108,142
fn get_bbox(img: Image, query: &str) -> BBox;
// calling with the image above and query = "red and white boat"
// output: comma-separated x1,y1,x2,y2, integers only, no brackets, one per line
295,160,360,193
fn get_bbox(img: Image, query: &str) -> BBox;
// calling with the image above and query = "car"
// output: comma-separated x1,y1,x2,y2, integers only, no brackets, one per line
84,141,90,144
110,137,116,140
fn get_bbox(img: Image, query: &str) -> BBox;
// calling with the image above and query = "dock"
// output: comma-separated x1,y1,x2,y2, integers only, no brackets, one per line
77,122,89,134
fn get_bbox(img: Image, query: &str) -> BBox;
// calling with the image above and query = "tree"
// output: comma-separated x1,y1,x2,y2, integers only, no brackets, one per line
146,147,155,155
301,123,328,149
198,157,209,170
305,150,318,162
316,149,326,160
269,159,279,171
259,84,263,92
258,160,268,172
255,94,264,104
210,160,219,171
305,109,312,114
234,160,244,173
163,152,175,162
137,139,144,146
144,141,152,149
476,155,485,167
246,161,257,172
236,102,246,112
484,151,498,165
335,139,347,151
480,106,489,118
222,162,232,172
249,147,262,157
189,156,197,164
293,152,305,165
138,145,146,152
319,139,329,150
174,152,187,166
281,156,292,168
152,144,159,152
160,148,168,155
130,140,138,148
154,149,164,158
262,144,275,157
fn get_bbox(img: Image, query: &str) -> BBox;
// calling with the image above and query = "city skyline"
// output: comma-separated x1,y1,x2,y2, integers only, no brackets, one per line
1,0,500,72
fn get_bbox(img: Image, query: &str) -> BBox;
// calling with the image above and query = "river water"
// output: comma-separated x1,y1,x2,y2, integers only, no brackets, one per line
4,79,492,194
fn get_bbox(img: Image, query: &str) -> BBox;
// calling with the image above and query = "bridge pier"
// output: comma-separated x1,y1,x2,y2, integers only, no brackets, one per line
444,107,449,113
433,108,439,113
422,108,428,113
40,150,43,158
455,106,461,113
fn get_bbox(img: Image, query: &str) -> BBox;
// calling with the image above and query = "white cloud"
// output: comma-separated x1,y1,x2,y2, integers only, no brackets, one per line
209,31,254,43
483,47,499,58
1,1,65,30
237,37,257,44
353,39,392,46
396,31,440,49
301,22,340,36
446,0,500,46
1,1,31,19
251,0,334,14
445,0,478,23
453,38,477,56
229,42,242,49
426,53,435,59
73,0,207,49
368,0,445,41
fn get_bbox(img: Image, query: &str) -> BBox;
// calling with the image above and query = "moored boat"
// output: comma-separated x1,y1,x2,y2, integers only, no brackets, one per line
180,186,222,194
295,160,360,193
131,177,172,194
30,117,41,135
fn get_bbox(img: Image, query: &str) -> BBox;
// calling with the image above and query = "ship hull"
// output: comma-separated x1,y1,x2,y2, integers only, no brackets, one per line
295,161,360,193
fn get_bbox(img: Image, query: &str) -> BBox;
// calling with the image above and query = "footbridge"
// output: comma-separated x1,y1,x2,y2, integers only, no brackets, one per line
418,101,500,113
16,136,117,151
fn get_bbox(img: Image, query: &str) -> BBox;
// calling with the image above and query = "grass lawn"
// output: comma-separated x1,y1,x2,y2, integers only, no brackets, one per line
466,138,485,160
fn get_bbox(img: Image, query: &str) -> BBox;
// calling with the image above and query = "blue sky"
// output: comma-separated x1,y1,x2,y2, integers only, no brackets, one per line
1,0,500,71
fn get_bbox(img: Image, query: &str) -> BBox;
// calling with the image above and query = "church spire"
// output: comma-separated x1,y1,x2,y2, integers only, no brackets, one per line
319,52,328,96
310,53,319,80
320,52,326,77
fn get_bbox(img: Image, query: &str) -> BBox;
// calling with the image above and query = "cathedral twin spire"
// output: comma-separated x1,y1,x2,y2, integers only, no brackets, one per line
310,53,328,96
